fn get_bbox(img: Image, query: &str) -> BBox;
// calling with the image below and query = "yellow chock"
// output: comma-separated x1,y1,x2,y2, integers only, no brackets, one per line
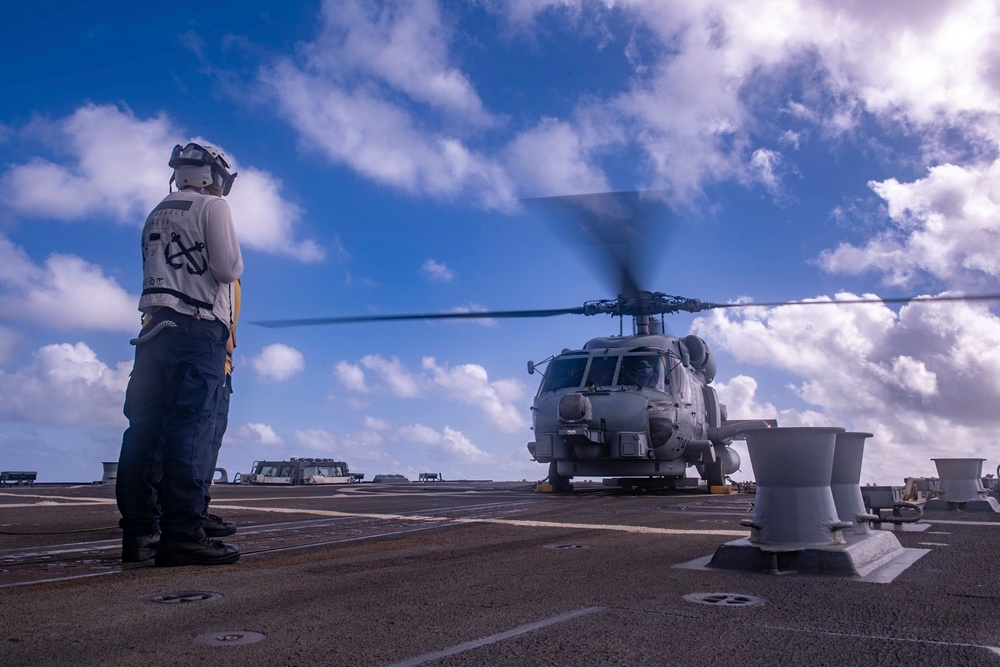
536,483,555,493
709,485,732,495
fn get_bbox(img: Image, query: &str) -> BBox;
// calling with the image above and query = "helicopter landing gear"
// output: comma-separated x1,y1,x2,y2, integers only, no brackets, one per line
548,462,573,492
702,457,726,490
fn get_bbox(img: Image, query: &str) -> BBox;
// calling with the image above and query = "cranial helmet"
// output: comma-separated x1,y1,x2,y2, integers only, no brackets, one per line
169,142,238,195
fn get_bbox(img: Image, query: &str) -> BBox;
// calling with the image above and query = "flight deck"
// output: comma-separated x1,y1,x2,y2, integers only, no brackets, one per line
2,481,998,666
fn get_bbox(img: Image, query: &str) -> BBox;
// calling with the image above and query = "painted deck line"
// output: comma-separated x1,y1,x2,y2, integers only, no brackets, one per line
386,606,605,667
210,503,751,537
923,519,1000,527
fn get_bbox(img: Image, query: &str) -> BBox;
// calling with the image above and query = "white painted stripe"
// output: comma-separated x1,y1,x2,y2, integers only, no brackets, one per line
0,493,115,506
386,607,604,667
923,519,1000,527
209,504,750,537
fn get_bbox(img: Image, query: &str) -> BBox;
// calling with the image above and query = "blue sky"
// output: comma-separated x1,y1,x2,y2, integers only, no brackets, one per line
2,0,1000,484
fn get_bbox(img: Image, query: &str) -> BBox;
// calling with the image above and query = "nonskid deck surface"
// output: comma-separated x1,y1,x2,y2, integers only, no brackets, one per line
2,482,999,666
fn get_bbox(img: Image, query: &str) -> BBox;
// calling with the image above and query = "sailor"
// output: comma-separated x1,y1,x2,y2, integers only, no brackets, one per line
116,142,242,566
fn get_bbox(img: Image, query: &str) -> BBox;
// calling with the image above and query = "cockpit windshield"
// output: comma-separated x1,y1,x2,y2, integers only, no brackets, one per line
618,354,666,391
540,352,669,393
539,356,587,393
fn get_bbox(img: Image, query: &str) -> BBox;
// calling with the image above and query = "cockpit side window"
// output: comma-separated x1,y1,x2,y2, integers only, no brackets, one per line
539,357,588,393
619,354,666,391
668,353,690,402
585,355,618,387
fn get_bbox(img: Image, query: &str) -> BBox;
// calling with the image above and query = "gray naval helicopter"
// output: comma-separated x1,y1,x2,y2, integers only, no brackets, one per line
256,192,1000,492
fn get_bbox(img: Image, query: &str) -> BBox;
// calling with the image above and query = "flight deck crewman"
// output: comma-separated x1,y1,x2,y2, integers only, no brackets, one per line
116,142,242,567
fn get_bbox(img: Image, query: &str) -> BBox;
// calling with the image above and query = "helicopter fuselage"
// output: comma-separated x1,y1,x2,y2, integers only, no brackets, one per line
526,333,750,487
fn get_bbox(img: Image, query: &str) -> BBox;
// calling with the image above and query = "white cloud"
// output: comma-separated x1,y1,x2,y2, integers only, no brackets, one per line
503,117,611,197
396,422,491,462
1,104,175,222
0,104,322,261
364,416,391,430
313,0,496,125
338,354,531,432
248,1,1000,209
251,343,306,382
421,357,531,433
295,427,342,452
491,1,1000,200
335,360,368,393
421,258,455,282
397,423,441,445
0,342,130,427
0,325,19,365
262,60,517,209
819,160,1000,287
231,422,285,446
0,234,138,332
691,293,1000,482
226,167,325,262
360,354,422,397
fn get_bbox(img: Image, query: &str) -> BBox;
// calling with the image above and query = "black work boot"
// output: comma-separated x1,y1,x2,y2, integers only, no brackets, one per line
122,532,160,562
203,513,237,537
154,538,240,567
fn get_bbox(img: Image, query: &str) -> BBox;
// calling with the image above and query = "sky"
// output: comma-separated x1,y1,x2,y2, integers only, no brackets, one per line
2,0,1000,486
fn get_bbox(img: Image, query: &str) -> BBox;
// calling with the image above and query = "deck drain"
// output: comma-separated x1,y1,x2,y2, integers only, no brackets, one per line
683,592,766,607
195,631,266,646
148,591,223,604
545,543,589,550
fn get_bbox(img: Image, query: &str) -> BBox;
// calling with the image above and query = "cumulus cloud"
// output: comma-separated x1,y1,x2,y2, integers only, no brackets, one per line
250,1,1000,207
251,343,306,382
0,104,323,261
0,325,19,365
231,422,285,446
262,59,516,209
503,118,612,197
421,357,531,432
360,354,422,397
312,0,496,125
257,0,523,208
292,425,398,471
0,234,138,332
336,360,368,393
0,342,131,427
691,293,1000,482
421,258,454,282
819,160,1000,288
337,353,530,432
397,423,491,462
226,167,325,262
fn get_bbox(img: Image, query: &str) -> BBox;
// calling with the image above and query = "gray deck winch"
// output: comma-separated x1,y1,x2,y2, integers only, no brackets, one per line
924,458,1000,513
707,427,911,577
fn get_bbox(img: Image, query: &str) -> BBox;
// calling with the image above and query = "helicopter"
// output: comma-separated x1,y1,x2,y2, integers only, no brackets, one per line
255,191,1000,492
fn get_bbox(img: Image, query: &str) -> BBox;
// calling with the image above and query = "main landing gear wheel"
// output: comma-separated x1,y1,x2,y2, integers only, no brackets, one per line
703,457,726,489
548,462,573,492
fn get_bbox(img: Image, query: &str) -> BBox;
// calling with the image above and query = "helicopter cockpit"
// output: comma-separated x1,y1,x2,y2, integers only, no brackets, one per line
538,350,669,394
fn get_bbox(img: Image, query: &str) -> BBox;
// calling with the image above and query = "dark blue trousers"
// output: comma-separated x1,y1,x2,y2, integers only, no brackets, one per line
205,375,231,506
116,311,227,542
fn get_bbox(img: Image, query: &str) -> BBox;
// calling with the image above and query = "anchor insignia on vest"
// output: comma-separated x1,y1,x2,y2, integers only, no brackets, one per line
165,232,208,275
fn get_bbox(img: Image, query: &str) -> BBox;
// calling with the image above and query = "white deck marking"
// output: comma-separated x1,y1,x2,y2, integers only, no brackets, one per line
387,607,605,667
209,503,750,537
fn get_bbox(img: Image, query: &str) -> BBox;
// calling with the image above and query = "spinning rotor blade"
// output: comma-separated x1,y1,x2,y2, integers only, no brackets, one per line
526,191,673,301
254,306,587,329
254,293,1000,329
698,292,1000,311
